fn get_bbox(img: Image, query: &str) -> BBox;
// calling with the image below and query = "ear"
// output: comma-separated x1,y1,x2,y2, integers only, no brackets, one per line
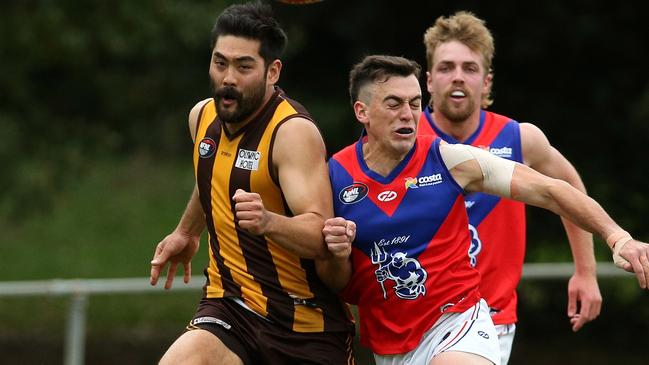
426,70,433,94
482,70,493,95
267,59,282,85
353,101,369,127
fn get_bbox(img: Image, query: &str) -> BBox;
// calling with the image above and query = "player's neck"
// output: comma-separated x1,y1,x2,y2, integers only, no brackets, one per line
361,139,412,177
431,108,481,143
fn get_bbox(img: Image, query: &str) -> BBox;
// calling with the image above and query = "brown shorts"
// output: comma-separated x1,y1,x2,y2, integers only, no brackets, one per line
187,297,355,365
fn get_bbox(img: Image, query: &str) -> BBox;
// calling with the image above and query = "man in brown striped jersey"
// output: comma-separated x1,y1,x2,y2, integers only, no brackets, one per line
149,2,355,364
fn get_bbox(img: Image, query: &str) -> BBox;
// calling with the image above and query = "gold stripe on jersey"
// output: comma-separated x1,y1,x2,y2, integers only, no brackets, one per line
192,93,335,333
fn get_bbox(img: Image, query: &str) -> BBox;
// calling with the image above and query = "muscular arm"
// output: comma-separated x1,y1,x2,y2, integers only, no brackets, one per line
522,123,596,274
150,99,209,288
443,142,649,288
521,123,601,330
235,117,333,259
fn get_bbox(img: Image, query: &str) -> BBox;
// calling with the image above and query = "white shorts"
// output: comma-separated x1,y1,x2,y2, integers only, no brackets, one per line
495,323,516,365
374,299,500,365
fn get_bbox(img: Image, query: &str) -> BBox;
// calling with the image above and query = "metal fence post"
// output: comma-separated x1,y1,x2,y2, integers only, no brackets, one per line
64,292,88,365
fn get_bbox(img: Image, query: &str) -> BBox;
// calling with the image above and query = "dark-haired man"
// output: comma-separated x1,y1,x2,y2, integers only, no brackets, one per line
150,2,355,364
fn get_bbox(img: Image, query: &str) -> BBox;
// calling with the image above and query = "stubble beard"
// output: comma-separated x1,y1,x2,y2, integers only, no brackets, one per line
437,92,478,124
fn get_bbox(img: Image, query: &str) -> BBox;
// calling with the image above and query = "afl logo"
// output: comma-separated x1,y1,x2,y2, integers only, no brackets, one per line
339,183,369,204
377,190,397,202
198,138,216,158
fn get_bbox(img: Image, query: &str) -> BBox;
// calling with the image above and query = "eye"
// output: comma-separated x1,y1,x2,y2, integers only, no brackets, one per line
387,103,400,109
410,101,421,110
465,64,479,73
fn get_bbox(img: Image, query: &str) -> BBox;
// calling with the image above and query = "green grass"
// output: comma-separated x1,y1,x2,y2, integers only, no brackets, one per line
0,155,209,344
0,155,207,280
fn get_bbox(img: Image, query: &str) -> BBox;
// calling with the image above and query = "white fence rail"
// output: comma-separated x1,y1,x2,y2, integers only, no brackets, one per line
0,263,635,365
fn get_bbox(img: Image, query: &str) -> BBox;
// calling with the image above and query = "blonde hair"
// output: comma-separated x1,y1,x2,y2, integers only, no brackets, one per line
423,11,494,108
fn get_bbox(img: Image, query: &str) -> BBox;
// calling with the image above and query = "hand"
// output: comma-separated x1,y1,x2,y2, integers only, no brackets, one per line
322,217,356,260
150,231,200,289
233,189,270,236
616,239,649,289
375,269,387,282
567,272,602,331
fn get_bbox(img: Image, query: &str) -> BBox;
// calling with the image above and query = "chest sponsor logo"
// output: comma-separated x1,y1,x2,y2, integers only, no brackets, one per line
377,190,397,202
235,149,261,171
339,182,368,204
198,138,216,158
405,173,443,189
478,145,513,159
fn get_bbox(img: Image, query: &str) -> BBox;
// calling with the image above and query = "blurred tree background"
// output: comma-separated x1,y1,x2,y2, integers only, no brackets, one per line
1,0,648,364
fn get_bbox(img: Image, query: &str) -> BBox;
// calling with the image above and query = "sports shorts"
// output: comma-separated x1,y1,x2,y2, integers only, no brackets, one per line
188,297,355,365
374,299,500,365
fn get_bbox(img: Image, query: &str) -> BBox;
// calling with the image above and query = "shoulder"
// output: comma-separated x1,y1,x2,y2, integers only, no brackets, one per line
275,116,322,143
188,98,213,141
273,116,326,164
519,122,553,166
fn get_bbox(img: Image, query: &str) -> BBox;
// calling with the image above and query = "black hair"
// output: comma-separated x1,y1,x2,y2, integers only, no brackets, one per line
348,55,421,106
210,1,288,67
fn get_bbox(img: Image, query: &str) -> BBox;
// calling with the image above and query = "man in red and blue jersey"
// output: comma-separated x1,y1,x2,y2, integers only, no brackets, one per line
317,54,649,365
418,12,602,364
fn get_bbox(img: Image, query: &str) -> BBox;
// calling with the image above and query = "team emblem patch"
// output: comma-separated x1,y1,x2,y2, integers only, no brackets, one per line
339,182,368,204
198,138,216,158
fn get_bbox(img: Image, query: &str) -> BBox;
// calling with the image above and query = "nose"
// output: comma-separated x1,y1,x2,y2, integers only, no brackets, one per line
452,67,465,83
398,103,415,121
222,66,237,87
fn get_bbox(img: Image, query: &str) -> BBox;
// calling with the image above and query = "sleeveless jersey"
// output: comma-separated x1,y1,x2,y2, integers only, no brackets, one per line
193,89,353,333
419,107,526,325
329,134,481,354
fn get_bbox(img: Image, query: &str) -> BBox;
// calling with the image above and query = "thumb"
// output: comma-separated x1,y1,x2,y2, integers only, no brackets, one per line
232,189,247,200
151,246,170,266
346,220,357,239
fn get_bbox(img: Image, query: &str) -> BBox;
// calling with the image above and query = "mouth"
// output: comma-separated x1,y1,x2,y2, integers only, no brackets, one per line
450,90,467,101
215,87,242,107
220,96,238,107
395,127,414,136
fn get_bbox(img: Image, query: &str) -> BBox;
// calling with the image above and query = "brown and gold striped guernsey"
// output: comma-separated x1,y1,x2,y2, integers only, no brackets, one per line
192,89,353,333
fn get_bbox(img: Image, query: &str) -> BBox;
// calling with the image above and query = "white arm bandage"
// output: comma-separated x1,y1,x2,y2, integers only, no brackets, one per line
606,230,633,268
440,143,516,198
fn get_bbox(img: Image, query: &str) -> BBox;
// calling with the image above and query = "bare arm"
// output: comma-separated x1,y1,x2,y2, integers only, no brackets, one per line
233,117,333,259
443,142,649,288
149,99,209,288
521,123,601,331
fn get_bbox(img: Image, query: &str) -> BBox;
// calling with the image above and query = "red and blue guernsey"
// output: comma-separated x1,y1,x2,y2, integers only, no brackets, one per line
419,107,525,326
329,133,481,355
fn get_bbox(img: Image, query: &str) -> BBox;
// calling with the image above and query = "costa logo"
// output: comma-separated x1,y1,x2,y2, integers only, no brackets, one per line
198,138,216,158
339,183,369,204
377,190,397,202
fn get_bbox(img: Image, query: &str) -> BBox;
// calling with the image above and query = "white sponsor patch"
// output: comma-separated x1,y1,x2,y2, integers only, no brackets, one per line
235,149,261,171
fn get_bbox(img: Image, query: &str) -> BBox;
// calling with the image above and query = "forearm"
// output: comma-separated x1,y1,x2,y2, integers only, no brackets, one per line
175,186,206,237
540,181,622,249
316,257,352,292
561,217,597,274
264,211,330,259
